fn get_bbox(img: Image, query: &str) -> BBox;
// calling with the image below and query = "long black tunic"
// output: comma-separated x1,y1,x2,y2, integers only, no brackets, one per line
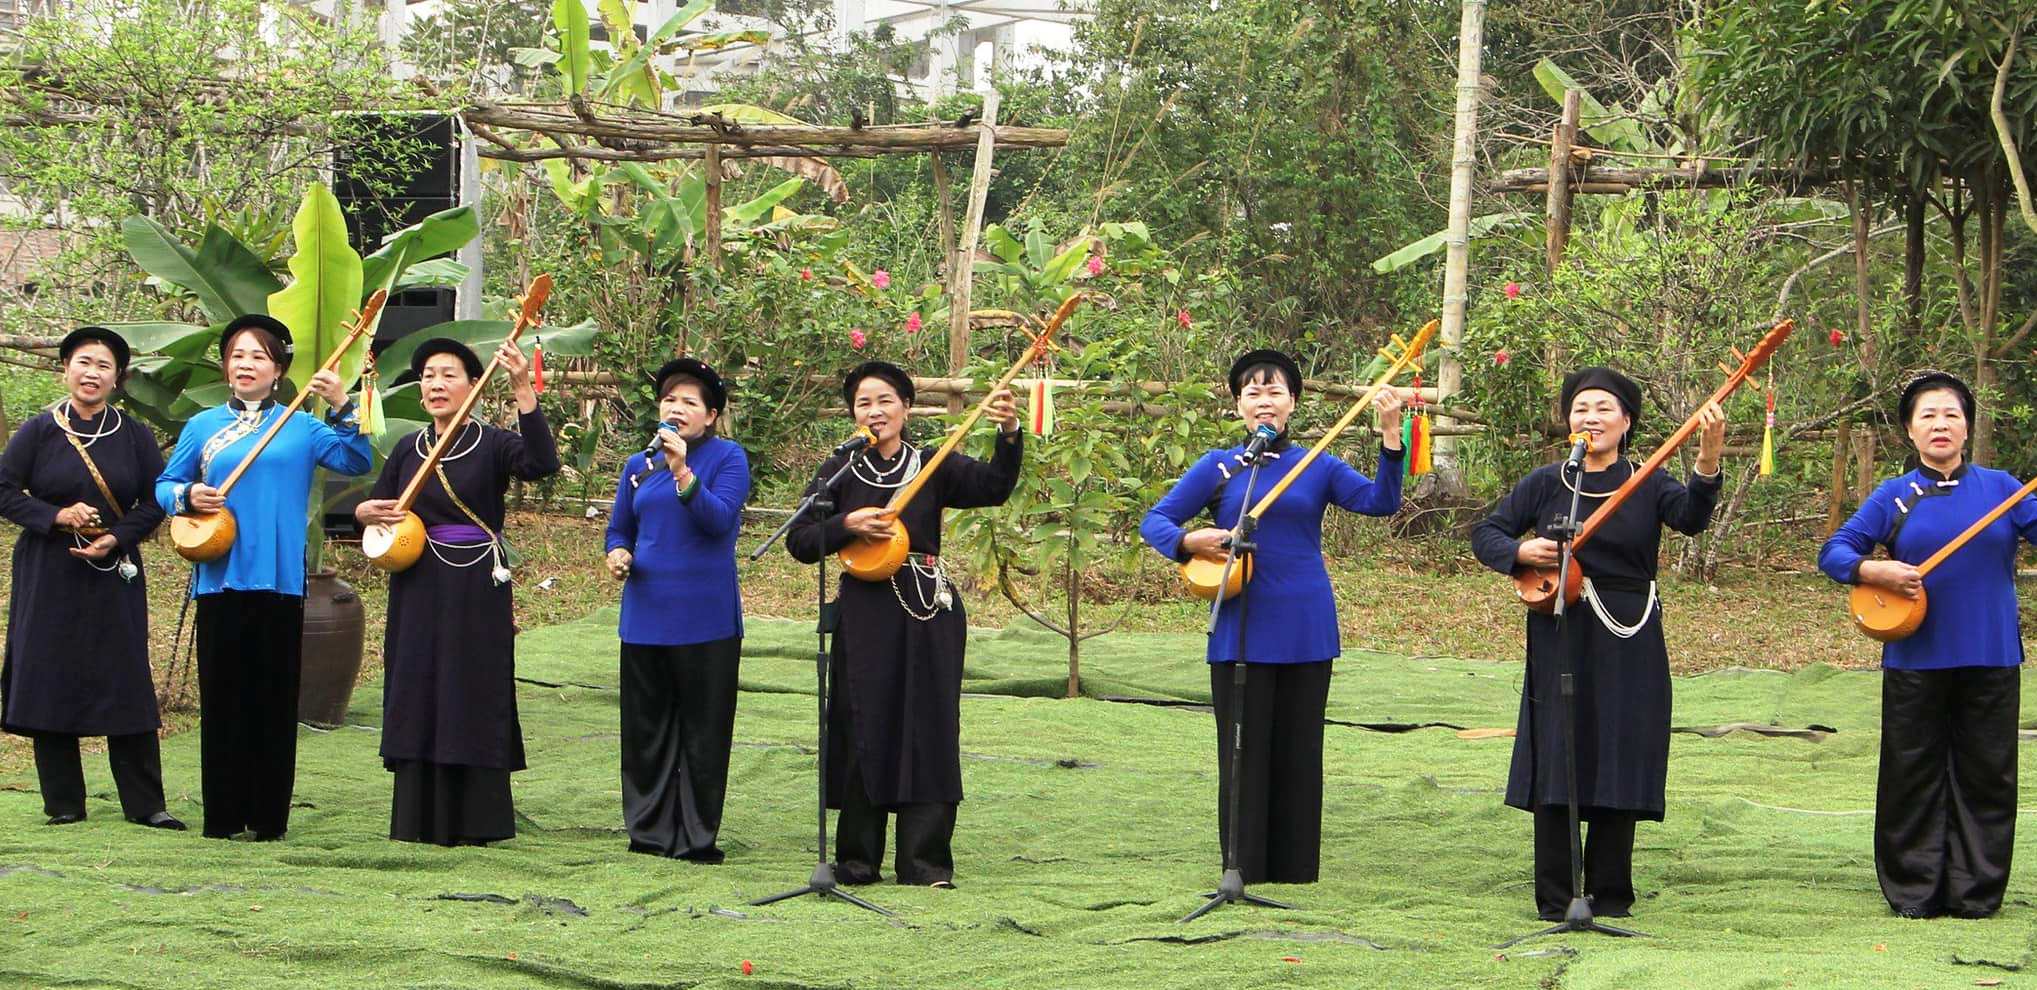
0,408,166,736
786,430,1021,808
1469,461,1720,820
371,410,559,771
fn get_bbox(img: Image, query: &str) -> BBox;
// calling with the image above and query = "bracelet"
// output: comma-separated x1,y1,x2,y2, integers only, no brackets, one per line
675,474,699,500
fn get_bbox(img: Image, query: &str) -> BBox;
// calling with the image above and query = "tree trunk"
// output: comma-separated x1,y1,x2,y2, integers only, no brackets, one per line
1852,424,1876,504
1064,544,1081,700
1974,175,2005,465
1846,181,1877,375
1904,190,1927,331
1823,428,1850,537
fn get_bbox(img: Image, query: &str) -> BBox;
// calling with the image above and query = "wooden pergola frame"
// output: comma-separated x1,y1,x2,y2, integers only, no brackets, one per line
464,94,1069,405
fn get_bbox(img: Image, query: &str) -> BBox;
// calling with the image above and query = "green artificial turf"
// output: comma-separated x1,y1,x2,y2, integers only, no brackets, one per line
3,610,2035,989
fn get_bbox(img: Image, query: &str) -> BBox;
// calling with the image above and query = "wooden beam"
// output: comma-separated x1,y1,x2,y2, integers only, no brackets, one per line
1491,163,1841,195
462,102,1068,153
947,89,1001,413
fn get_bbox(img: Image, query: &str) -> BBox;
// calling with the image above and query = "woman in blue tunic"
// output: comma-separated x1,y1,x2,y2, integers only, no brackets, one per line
155,314,372,840
0,328,179,829
605,357,751,861
356,338,558,846
1819,372,2032,919
1140,349,1404,884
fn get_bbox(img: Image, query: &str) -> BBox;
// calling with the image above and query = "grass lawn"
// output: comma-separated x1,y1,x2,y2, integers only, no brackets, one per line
3,603,2036,989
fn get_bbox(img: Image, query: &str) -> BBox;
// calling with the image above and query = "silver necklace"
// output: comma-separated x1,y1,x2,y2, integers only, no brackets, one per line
51,401,122,447
1560,459,1635,498
415,422,483,463
891,555,952,621
851,443,921,489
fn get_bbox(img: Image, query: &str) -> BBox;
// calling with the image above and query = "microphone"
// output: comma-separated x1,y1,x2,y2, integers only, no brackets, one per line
1240,423,1280,463
833,426,877,456
645,420,679,455
1563,431,1591,471
633,422,681,487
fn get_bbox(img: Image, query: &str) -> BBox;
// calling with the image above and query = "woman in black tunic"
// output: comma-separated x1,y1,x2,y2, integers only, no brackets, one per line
1469,367,1724,921
785,361,1021,887
354,338,558,845
0,327,181,829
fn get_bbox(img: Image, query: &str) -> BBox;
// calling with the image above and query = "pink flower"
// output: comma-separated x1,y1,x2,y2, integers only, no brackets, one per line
870,269,891,290
1086,254,1105,277
1503,282,1521,300
905,312,923,334
849,329,868,350
1828,329,1844,346
800,267,813,282
1494,349,1511,366
1176,308,1191,329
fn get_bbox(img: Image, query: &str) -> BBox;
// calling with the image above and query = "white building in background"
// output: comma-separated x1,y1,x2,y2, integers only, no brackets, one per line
379,0,1087,100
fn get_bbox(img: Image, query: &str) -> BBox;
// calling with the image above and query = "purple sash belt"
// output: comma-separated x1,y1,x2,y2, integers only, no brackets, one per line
426,523,493,544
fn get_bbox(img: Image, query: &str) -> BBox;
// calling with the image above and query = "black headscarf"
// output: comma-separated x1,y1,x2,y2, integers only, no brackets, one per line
409,338,485,380
653,357,729,411
1559,366,1644,452
841,360,915,407
1227,348,1303,398
1897,371,1975,426
58,326,131,375
219,314,295,372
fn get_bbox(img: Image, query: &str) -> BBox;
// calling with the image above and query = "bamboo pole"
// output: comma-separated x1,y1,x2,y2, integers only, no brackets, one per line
1432,0,1484,490
462,102,1067,151
931,153,958,276
704,142,723,269
947,88,1001,414
1545,90,1581,273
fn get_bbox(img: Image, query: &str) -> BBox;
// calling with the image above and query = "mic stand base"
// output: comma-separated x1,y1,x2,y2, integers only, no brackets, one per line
1179,867,1292,923
751,860,894,917
1495,897,1647,948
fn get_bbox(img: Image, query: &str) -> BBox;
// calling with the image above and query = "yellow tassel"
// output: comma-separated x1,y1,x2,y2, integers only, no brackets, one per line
1758,391,1775,477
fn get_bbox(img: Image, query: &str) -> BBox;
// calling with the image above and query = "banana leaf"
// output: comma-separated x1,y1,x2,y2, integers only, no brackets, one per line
269,186,366,402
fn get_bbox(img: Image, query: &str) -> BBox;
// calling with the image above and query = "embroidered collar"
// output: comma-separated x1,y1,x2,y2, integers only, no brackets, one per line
227,397,278,413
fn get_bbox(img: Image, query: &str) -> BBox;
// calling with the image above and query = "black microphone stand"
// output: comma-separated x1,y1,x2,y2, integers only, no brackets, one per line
1181,443,1292,923
1498,451,1646,946
749,453,891,916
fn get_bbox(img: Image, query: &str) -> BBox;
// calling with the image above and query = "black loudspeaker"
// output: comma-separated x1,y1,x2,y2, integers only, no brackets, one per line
327,113,465,536
332,112,464,348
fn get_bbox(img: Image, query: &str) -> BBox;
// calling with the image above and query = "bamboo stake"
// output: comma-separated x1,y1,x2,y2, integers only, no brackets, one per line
1433,0,1484,489
947,88,1001,414
704,142,723,269
1545,90,1581,272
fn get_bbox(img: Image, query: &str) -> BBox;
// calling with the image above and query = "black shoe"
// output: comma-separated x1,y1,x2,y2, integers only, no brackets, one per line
133,812,187,831
833,862,881,886
44,813,84,826
1894,904,1942,919
250,830,286,842
1948,905,1998,920
678,847,726,865
627,841,665,856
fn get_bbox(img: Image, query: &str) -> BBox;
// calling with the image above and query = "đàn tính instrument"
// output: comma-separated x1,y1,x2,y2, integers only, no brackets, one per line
170,290,388,563
837,293,1081,582
1510,318,1795,612
359,274,553,573
1849,473,2037,641
1178,319,1437,602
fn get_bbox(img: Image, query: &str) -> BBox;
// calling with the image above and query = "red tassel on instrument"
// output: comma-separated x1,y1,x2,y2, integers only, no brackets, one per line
532,337,545,395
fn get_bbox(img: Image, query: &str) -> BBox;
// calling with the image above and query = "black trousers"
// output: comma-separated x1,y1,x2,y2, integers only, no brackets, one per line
1532,805,1637,919
195,591,303,839
32,732,165,821
1210,660,1332,885
620,637,741,861
1876,665,2020,918
832,735,957,886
